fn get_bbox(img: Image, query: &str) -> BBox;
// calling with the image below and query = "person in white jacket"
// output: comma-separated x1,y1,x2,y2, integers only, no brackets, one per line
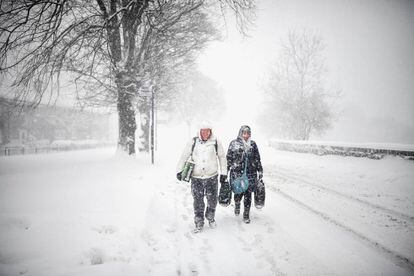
176,122,227,233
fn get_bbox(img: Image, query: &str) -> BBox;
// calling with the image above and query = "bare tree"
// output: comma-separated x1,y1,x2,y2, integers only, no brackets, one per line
260,30,340,140
171,69,225,137
0,0,255,155
65,1,217,152
0,0,145,153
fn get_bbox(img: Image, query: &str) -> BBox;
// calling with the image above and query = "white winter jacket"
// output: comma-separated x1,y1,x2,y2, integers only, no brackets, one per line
176,134,227,179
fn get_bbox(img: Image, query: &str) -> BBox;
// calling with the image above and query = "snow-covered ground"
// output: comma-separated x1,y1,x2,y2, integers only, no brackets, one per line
1,135,414,275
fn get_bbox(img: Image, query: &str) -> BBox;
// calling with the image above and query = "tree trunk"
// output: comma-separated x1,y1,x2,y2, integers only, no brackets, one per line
117,77,137,155
98,0,139,155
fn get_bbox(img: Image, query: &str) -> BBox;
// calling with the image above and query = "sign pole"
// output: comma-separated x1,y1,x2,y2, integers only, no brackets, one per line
150,85,155,165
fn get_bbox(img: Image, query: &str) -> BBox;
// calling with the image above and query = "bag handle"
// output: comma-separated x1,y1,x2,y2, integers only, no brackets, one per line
190,137,197,159
242,155,248,177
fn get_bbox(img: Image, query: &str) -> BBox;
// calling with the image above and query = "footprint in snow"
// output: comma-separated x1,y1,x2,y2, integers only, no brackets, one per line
83,247,105,265
188,263,199,275
91,225,116,235
254,234,263,244
237,236,251,252
181,214,189,221
237,220,246,232
2,217,31,231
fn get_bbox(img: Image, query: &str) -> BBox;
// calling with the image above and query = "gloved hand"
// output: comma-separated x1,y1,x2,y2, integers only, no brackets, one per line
176,172,182,181
220,174,227,184
257,171,263,180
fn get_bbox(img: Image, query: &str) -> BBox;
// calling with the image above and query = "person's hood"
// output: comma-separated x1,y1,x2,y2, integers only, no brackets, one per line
197,121,214,141
237,125,251,139
199,121,212,130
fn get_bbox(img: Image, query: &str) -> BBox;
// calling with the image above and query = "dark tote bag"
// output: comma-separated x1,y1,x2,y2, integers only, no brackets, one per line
254,179,266,209
218,181,232,206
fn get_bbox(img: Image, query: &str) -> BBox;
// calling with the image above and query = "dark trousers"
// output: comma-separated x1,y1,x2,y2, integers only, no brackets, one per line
191,175,218,226
234,178,256,214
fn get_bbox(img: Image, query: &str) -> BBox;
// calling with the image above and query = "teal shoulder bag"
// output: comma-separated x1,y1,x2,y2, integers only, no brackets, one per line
231,155,249,194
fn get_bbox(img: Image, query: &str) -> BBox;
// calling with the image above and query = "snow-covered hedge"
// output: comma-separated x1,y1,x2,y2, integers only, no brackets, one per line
269,139,414,160
50,139,114,151
1,140,115,156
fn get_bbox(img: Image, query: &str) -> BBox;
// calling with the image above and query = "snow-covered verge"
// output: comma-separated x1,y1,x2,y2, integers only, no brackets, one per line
0,143,413,275
0,140,115,156
269,139,414,159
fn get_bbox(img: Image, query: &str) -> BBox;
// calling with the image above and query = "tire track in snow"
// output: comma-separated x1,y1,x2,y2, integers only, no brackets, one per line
268,167,414,223
268,168,414,258
267,184,414,274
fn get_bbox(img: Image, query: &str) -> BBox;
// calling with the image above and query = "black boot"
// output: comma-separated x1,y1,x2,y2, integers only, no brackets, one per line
194,222,204,233
208,219,217,229
235,202,240,216
243,210,250,224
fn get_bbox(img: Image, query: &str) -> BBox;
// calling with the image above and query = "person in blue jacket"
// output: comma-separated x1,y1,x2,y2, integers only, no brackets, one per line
226,125,263,223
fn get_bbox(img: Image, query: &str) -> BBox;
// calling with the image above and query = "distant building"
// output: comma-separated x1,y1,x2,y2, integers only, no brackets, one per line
0,97,113,146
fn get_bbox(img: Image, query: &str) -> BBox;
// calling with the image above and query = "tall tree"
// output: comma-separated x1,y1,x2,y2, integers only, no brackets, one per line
260,30,340,140
0,0,255,154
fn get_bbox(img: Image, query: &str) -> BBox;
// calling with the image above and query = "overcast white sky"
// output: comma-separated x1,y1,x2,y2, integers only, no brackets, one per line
198,0,414,144
1,0,412,144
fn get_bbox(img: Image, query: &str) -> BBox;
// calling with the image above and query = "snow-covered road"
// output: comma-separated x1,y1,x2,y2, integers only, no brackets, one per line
0,146,413,275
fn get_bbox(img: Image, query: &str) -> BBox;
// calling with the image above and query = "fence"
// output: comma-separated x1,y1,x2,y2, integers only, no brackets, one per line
1,142,116,156
268,140,414,160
